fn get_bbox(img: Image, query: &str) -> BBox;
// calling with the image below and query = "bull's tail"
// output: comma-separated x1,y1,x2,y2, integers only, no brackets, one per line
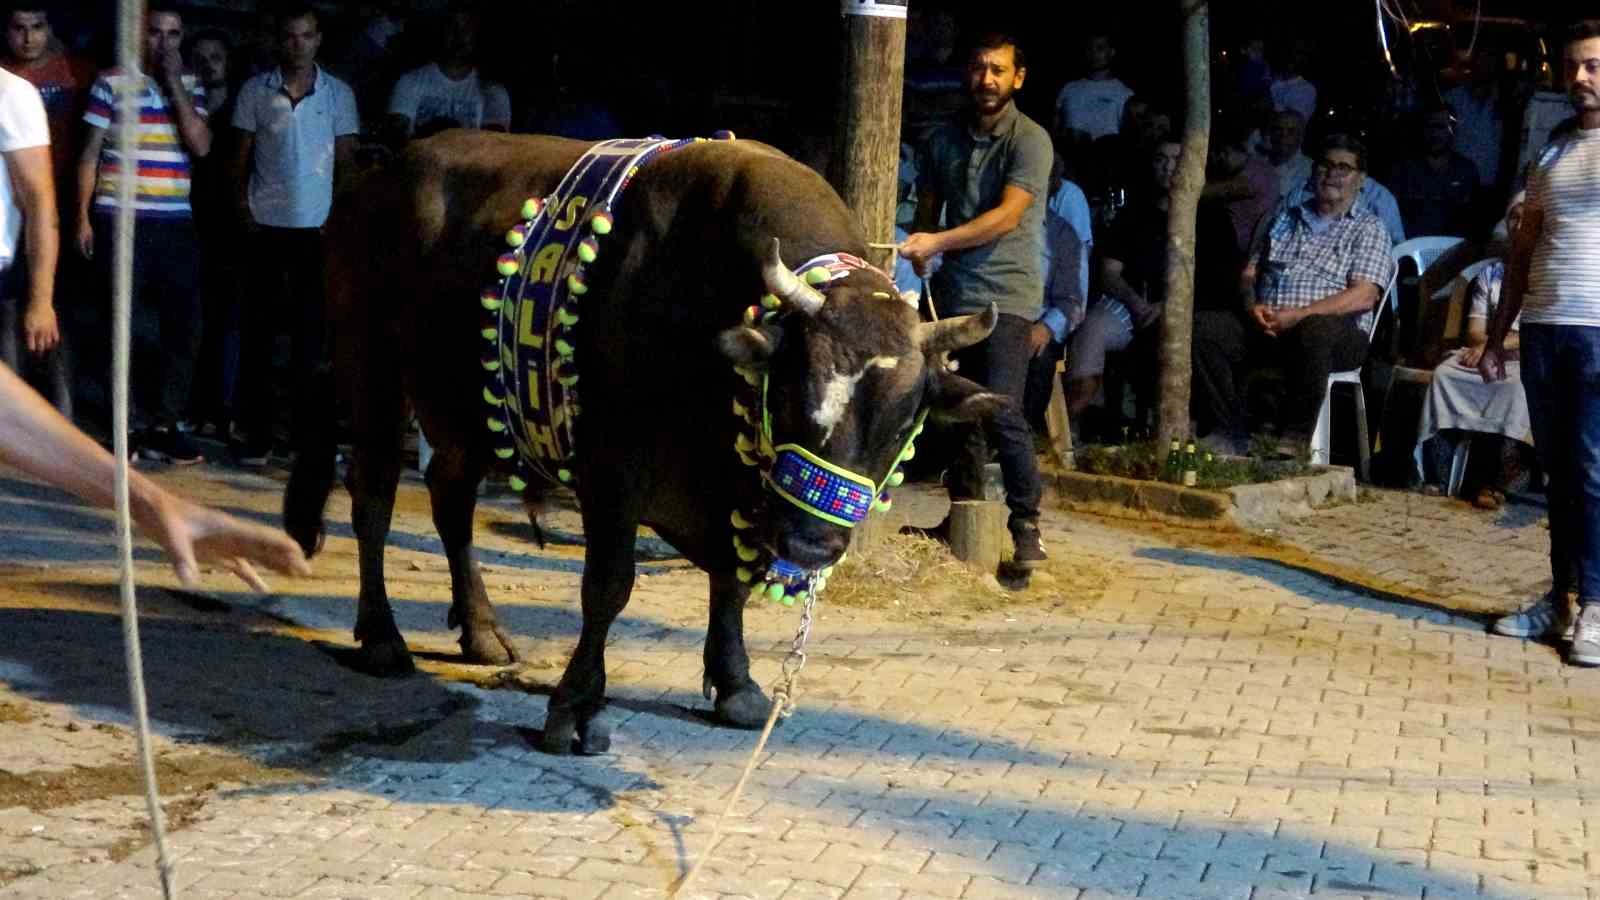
283,361,339,559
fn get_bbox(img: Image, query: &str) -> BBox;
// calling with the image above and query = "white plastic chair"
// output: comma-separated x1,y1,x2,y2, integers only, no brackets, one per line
1308,237,1465,477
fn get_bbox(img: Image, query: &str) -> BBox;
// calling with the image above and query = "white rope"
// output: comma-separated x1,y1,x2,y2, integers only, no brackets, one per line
111,0,175,895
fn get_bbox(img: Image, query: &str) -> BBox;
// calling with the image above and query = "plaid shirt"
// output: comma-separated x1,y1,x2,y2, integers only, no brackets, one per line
1254,199,1394,332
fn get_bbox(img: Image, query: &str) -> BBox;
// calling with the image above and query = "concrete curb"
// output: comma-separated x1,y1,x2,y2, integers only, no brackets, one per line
1046,465,1358,530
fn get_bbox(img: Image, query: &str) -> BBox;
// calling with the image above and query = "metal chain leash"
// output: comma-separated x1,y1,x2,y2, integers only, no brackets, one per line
669,573,819,898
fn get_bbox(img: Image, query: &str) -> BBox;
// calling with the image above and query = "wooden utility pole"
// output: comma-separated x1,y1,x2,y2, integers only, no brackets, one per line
1157,0,1211,449
836,0,907,272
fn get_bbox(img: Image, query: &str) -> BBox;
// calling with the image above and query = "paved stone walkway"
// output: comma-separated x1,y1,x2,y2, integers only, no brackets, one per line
0,469,1594,899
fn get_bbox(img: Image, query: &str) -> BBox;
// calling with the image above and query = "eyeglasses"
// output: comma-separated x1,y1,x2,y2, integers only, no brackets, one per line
1314,160,1360,177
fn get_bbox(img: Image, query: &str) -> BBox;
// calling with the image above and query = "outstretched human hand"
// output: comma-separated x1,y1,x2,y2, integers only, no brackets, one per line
135,492,311,590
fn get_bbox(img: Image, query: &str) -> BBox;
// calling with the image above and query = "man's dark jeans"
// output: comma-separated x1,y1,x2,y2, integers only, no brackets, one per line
1192,309,1368,437
947,312,1043,530
92,214,200,426
1520,324,1600,602
237,226,326,452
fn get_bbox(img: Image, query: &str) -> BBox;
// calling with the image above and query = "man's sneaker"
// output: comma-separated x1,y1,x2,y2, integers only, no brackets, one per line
1491,591,1573,640
1571,605,1600,667
1011,523,1047,570
232,441,272,467
139,426,203,465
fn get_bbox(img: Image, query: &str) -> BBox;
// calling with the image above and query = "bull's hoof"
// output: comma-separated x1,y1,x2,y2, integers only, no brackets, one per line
576,720,611,755
357,638,415,676
458,623,518,666
539,710,577,755
286,521,325,560
714,684,773,729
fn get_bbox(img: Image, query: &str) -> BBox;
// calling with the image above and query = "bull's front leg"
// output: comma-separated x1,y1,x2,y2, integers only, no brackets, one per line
704,570,773,729
541,479,640,756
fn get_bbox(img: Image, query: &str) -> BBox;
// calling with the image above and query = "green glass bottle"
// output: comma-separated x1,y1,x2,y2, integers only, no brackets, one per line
1182,441,1198,487
1164,438,1181,483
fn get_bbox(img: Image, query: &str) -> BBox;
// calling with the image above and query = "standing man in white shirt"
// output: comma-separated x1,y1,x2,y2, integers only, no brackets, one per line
1052,31,1133,145
0,65,56,409
385,9,509,141
1268,43,1317,124
229,5,357,466
1482,21,1600,667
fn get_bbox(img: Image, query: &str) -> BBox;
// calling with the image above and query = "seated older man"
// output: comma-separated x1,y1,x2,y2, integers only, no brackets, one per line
1192,133,1396,452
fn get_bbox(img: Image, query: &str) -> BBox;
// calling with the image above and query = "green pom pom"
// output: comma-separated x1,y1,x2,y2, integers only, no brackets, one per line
566,273,588,295
803,267,830,286
901,442,916,461
506,227,526,249
736,543,759,563
484,387,503,406
497,254,519,276
765,582,786,603
481,326,497,341
781,593,796,607
480,294,502,312
590,210,613,235
508,474,527,492
556,307,579,327
735,433,755,453
481,358,500,372
736,566,753,583
887,470,905,487
577,237,599,264
487,418,506,433
731,509,753,530
521,197,543,219
760,293,781,310
558,374,578,387
557,468,573,483
555,338,575,358
495,446,515,459
872,496,892,512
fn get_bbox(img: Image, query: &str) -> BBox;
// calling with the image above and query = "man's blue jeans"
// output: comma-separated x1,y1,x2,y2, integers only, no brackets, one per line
1520,324,1600,603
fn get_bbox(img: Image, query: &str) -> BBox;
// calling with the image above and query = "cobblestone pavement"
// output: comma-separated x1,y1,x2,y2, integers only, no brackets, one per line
0,468,1595,900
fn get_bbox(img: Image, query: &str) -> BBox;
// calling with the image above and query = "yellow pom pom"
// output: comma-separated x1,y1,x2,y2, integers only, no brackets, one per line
590,210,613,235
736,542,758,563
731,509,753,530
495,446,515,459
555,338,574,358
804,267,830,286
760,293,781,310
506,226,526,249
483,387,503,406
497,254,519,276
480,293,502,312
566,273,588,295
735,433,755,453
556,307,579,327
901,442,916,461
481,327,497,341
887,470,904,487
521,196,543,219
736,566,753,583
508,474,527,492
733,398,747,418
487,418,506,433
577,236,599,264
557,468,573,483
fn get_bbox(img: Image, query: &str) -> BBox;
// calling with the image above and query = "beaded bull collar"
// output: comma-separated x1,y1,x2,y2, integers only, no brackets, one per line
479,135,922,607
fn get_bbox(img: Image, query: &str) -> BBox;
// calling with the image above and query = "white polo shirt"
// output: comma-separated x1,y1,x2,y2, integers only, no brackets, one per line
0,68,49,267
233,65,359,229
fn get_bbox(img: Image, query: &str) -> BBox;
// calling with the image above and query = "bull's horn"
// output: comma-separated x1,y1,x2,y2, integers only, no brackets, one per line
918,303,997,354
761,237,825,317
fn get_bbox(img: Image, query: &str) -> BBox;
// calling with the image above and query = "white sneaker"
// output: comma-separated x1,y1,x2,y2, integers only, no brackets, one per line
1571,605,1600,667
1491,591,1574,640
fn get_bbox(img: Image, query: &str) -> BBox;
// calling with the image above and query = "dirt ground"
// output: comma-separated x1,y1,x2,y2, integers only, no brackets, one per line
0,462,1131,881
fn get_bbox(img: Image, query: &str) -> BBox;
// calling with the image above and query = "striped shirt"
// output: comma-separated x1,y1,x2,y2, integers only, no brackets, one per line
1254,199,1394,333
1524,127,1600,327
82,68,206,219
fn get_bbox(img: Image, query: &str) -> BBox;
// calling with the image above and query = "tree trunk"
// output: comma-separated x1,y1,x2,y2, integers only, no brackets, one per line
835,2,907,272
1158,0,1211,449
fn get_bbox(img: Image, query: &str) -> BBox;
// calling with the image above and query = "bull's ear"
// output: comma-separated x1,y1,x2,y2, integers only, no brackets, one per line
928,368,1007,423
716,325,781,367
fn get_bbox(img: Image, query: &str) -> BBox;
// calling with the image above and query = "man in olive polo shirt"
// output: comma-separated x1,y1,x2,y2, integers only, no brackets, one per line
902,31,1053,567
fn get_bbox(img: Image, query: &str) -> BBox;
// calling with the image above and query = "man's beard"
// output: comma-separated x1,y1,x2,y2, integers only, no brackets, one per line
1570,86,1600,112
972,87,1013,114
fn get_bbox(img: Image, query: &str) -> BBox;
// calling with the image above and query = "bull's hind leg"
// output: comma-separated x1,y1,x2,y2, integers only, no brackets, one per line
541,473,641,756
423,436,518,665
347,388,414,675
705,571,773,729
